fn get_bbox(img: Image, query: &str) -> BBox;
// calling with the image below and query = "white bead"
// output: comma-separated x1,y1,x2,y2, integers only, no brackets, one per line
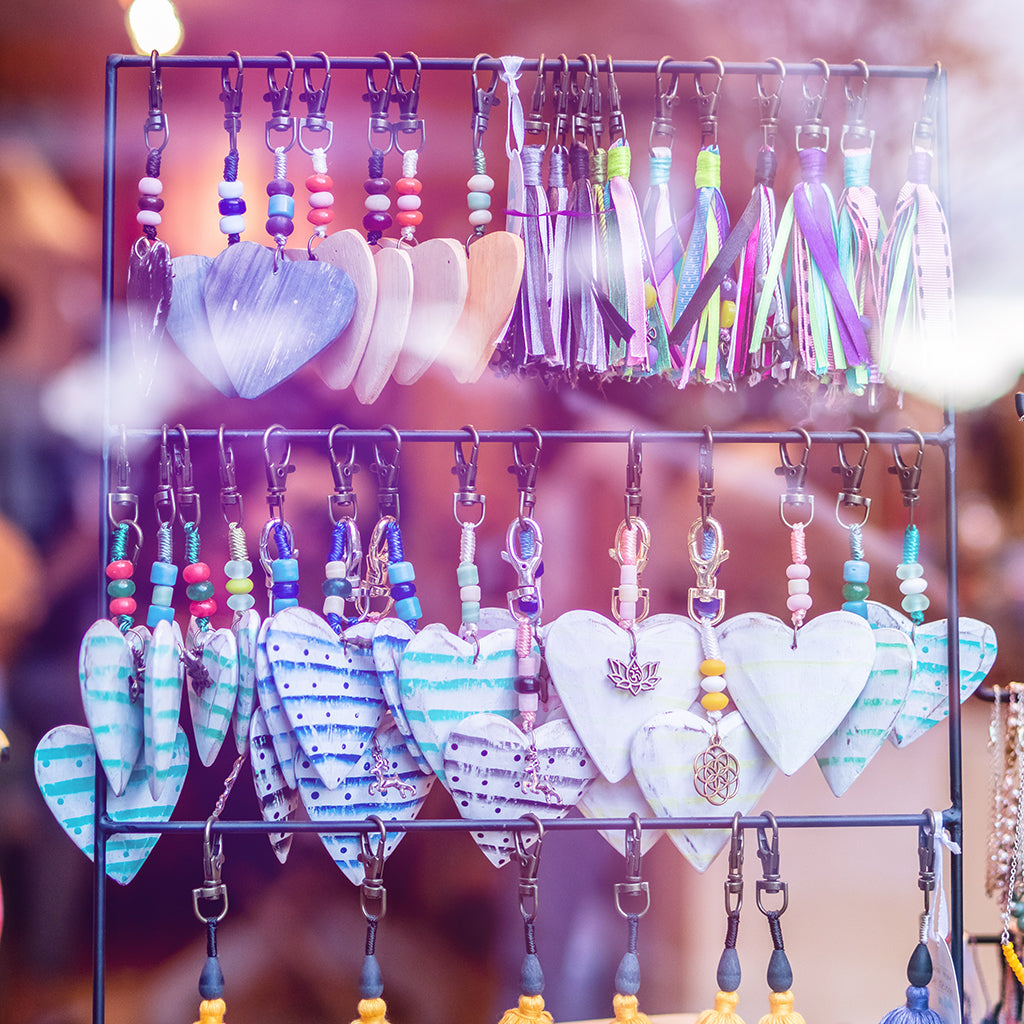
518,654,541,676
460,585,482,603
617,601,637,620
786,563,811,579
396,194,421,211
364,194,391,212
701,674,727,693
218,180,244,199
219,214,246,235
519,693,539,712
323,595,346,616
467,173,495,192
308,190,334,208
899,577,928,595
468,209,492,227
138,176,163,195
136,209,162,227
325,560,348,579
617,583,640,603
618,565,639,586
787,578,810,595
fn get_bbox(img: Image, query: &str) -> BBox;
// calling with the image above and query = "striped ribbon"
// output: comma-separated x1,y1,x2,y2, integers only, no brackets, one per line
566,141,607,372
642,145,681,333
547,144,572,367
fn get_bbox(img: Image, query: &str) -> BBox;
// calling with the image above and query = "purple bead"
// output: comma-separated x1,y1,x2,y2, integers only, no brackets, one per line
137,195,165,213
218,197,246,216
272,580,300,598
265,215,294,237
390,581,416,600
364,177,391,195
362,211,392,231
720,276,737,299
266,178,296,196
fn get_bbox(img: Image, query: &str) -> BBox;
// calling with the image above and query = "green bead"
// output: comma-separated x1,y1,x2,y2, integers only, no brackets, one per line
902,593,930,614
186,580,215,601
467,191,492,211
107,578,136,598
456,563,479,586
896,562,924,580
842,581,870,602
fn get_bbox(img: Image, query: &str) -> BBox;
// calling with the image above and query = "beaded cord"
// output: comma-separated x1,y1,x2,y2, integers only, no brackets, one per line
840,522,870,619
305,147,335,244
223,522,255,615
457,519,482,641
182,521,216,631
136,145,165,242
146,520,178,629
784,523,812,631
467,148,494,242
363,148,392,245
896,524,930,625
323,519,360,635
106,522,138,631
384,520,421,627
268,520,299,614
395,149,423,245
265,146,296,252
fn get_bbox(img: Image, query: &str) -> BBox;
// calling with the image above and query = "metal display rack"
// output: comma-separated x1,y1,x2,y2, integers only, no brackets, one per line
95,54,955,1024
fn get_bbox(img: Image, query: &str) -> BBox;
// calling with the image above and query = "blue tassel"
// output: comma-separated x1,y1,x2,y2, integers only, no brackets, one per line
879,986,942,1024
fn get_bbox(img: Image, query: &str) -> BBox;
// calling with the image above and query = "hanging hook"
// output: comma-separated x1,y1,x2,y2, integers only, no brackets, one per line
108,426,139,527
524,54,550,145
698,426,715,527
219,51,244,152
192,816,228,925
725,813,744,916
471,53,502,152
171,423,200,527
918,810,936,921
263,424,295,524
508,427,543,523
514,814,544,923
832,427,871,528
756,58,786,148
796,57,830,150
154,423,176,529
298,51,333,153
453,425,486,527
624,430,643,526
606,55,625,142
328,424,359,525
364,51,396,154
571,53,594,146
217,424,244,527
359,816,389,922
650,55,680,150
694,56,725,146
393,51,425,154
587,53,604,149
841,58,871,150
552,54,573,144
144,50,169,152
755,811,788,916
889,428,925,522
913,62,943,152
264,51,297,152
371,425,402,522
614,813,651,919
776,428,814,528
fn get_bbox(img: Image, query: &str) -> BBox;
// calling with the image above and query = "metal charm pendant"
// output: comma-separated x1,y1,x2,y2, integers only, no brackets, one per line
606,628,661,696
693,729,740,805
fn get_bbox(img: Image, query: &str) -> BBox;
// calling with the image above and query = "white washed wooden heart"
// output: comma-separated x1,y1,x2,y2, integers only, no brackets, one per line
371,617,432,774
631,709,776,872
79,618,143,797
126,237,172,394
143,618,184,800
185,619,239,767
866,601,998,747
716,611,876,776
265,608,384,791
399,626,523,785
297,719,435,884
577,773,665,857
254,615,300,790
249,706,299,864
204,241,356,399
543,611,703,784
231,608,260,755
815,627,915,796
444,714,597,868
35,724,189,885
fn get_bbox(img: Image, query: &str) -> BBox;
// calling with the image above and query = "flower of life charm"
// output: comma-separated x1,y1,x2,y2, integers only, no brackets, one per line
693,725,740,805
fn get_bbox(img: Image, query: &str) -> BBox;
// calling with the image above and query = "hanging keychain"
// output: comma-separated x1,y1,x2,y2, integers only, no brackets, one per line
833,428,873,620
190,819,230,1024
126,52,172,393
878,64,955,390
79,430,147,796
669,58,734,386
296,53,336,253
694,815,746,1024
350,820,395,1024
497,817,554,1024
775,429,814,640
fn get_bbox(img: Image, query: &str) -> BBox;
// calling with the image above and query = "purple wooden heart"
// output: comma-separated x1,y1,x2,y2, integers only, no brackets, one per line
204,241,357,399
166,254,237,396
126,237,172,393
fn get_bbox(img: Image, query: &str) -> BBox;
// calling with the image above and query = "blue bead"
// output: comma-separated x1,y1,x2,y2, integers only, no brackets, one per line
273,597,299,612
843,559,870,583
391,581,416,600
322,578,352,598
150,561,178,586
273,581,300,599
218,197,246,216
693,597,720,618
462,602,480,622
388,560,415,584
272,558,299,582
267,193,295,218
146,604,175,628
519,597,539,615
395,596,422,621
842,600,869,619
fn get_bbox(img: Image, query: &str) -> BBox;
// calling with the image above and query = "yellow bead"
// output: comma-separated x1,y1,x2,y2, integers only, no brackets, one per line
699,658,726,676
225,577,254,595
720,299,736,329
701,691,729,712
644,282,658,310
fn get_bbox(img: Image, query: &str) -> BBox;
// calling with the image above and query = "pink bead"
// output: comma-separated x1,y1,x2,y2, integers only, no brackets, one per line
138,176,163,195
136,210,161,227
191,598,218,618
109,597,137,616
786,563,811,579
106,559,134,579
618,601,637,620
396,194,421,211
182,561,211,584
786,593,813,612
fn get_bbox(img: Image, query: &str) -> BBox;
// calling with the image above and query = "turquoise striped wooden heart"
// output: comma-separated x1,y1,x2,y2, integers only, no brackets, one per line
35,724,188,885
297,719,435,884
79,619,144,797
265,608,385,791
185,620,239,767
249,706,299,864
231,608,260,755
143,618,184,800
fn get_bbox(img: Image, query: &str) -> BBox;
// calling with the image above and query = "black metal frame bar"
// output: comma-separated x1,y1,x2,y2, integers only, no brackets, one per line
94,54,957,1024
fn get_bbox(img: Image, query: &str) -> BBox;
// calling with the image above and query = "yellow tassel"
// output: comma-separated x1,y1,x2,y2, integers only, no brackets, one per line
497,993,554,1024
192,998,226,1024
350,997,390,1024
694,990,746,1024
757,990,806,1024
609,993,652,1023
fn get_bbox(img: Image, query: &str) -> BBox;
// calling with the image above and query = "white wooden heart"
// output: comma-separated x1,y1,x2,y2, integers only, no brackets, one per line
372,617,431,774
35,723,189,885
716,611,876,776
265,607,384,790
814,627,915,796
399,626,523,786
249,706,299,864
185,619,239,767
297,719,435,884
254,615,300,790
577,773,665,857
631,709,777,872
231,608,260,755
866,602,998,747
544,611,703,784
143,618,184,800
352,246,414,405
444,714,597,868
79,618,143,797
126,237,172,394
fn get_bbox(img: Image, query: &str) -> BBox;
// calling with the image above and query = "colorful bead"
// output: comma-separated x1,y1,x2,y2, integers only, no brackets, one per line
186,580,216,602
899,577,928,595
364,194,392,212
391,581,416,601
307,207,334,226
191,598,218,618
225,577,254,595
387,561,415,584
323,595,347,617
266,179,296,196
182,562,210,585
786,563,811,579
151,584,174,607
322,577,352,598
396,177,422,195
786,593,813,612
219,214,246,236
265,215,294,237
468,209,492,227
146,604,175,627
107,559,134,580
700,674,727,693
364,177,391,195
324,560,349,579
699,658,726,676
395,596,422,621
843,559,870,583
218,197,246,216
720,300,737,329
137,195,165,213
459,585,482,603
136,209,162,227
701,691,729,712
267,194,295,218
107,578,136,598
138,176,163,195
306,173,333,193
224,559,253,578
896,562,924,580
457,563,479,586
273,581,300,599
110,597,137,617
218,180,245,199
396,194,422,211
462,601,481,622
150,562,178,587
514,675,540,694
363,211,392,232
396,210,423,227
467,173,495,193
466,191,491,211
902,593,931,614
227,593,256,612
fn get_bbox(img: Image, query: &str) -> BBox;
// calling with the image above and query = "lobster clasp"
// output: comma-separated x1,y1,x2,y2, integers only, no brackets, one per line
192,817,228,925
359,816,389,922
503,517,544,623
687,516,729,624
264,51,297,151
514,815,544,923
614,813,651,919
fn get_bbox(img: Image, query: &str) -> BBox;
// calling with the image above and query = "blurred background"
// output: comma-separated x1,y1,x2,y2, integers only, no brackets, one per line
0,1,1023,1023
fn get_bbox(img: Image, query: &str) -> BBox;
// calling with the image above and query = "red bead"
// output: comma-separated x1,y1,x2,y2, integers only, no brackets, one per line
109,597,137,616
305,173,333,193
396,210,423,227
106,559,134,579
182,561,211,584
307,207,335,226
191,598,218,618
396,177,422,195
